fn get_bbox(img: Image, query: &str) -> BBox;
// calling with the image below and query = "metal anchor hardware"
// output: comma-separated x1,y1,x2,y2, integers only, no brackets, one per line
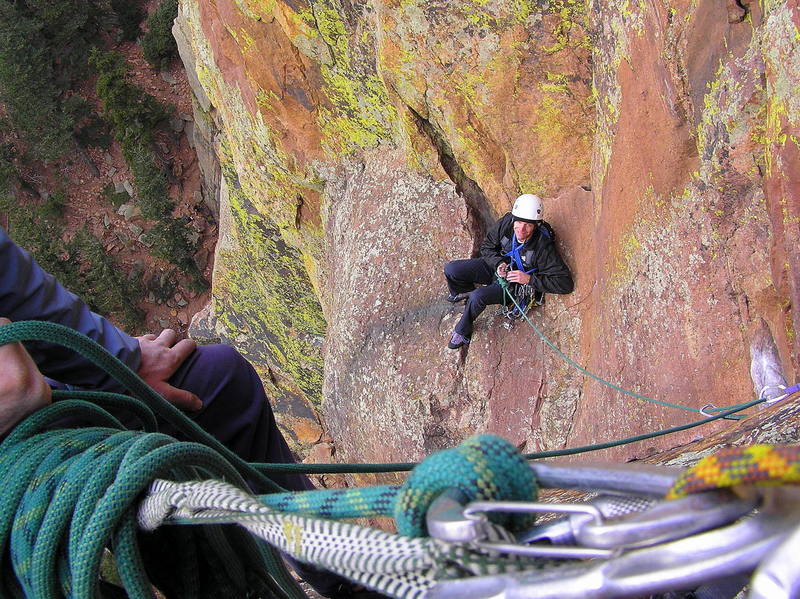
426,465,800,599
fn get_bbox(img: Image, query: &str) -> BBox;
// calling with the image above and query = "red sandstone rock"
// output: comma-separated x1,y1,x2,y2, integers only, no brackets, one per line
178,0,800,466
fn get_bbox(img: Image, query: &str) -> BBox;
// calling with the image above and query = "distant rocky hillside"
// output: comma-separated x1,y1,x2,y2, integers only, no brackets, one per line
177,0,800,468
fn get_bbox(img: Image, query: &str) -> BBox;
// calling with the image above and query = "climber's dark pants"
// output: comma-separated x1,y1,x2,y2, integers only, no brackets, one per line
444,258,505,338
167,344,354,597
162,344,314,492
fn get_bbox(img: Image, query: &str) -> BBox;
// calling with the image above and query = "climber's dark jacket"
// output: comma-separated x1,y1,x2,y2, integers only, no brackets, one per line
479,212,574,295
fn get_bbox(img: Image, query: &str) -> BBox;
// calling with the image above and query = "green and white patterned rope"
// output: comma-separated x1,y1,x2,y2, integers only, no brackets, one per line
140,478,557,599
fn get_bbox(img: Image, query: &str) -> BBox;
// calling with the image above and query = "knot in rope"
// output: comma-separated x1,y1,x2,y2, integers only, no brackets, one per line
394,434,537,537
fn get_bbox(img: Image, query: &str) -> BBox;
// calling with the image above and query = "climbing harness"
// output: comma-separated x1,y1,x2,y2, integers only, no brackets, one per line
499,236,542,326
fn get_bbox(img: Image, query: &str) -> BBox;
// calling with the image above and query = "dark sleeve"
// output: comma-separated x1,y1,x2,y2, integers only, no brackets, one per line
0,227,141,390
530,241,574,295
479,213,512,271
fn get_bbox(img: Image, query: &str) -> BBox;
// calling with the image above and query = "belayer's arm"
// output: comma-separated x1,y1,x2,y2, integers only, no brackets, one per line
0,226,141,390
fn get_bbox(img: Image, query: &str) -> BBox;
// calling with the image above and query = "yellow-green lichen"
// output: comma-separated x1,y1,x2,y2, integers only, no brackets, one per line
610,232,641,289
302,1,396,155
515,173,546,196
233,0,277,21
762,97,788,177
542,0,590,54
255,88,281,111
216,156,326,406
239,28,256,53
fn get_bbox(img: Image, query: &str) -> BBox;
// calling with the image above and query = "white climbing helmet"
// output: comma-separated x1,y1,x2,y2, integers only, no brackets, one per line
512,194,543,223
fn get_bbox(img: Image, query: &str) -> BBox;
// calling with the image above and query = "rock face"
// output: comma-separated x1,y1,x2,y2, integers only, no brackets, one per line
178,0,800,463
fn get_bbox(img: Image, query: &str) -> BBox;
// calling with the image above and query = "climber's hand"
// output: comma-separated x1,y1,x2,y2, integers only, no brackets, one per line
506,270,531,285
0,317,52,437
136,329,202,411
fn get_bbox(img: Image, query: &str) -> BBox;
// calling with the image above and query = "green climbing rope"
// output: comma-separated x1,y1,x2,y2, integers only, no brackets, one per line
0,321,304,599
252,435,537,537
0,400,305,599
499,278,759,417
0,320,282,493
251,396,762,474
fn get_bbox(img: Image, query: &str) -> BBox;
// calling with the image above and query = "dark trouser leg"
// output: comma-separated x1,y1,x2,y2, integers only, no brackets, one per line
455,282,505,337
166,345,355,597
444,258,494,295
163,344,314,492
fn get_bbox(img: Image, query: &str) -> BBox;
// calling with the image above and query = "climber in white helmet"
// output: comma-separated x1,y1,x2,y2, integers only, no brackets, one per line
443,194,574,349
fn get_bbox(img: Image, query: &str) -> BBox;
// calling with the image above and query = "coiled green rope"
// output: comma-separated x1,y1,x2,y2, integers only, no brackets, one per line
0,321,539,598
0,321,307,598
0,400,304,599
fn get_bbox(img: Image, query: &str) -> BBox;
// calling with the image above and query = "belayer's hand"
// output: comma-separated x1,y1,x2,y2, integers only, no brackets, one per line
506,270,531,285
136,329,202,411
496,263,509,278
0,317,52,437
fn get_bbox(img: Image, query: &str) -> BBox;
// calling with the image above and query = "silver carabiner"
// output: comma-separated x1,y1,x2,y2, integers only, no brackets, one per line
700,403,743,421
427,461,681,545
574,489,757,549
428,487,800,599
463,500,614,559
748,520,800,599
530,461,681,497
519,495,655,545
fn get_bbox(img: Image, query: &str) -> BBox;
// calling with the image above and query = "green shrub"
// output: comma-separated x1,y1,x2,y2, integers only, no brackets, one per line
67,228,145,329
90,48,206,289
101,183,130,208
0,2,74,160
149,219,206,291
64,95,113,149
141,0,178,70
110,0,146,42
90,49,168,143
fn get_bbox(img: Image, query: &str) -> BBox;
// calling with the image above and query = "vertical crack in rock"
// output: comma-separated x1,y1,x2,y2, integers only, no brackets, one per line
727,0,749,24
407,105,494,253
295,194,305,229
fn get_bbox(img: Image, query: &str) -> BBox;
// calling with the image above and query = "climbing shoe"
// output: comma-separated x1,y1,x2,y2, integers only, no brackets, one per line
446,291,471,303
448,332,471,349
